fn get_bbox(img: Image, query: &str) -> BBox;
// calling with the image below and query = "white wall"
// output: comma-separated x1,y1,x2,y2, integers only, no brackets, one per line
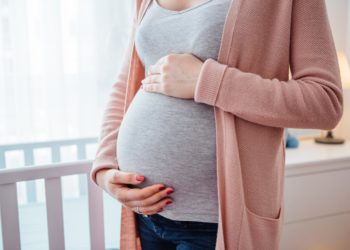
326,0,348,52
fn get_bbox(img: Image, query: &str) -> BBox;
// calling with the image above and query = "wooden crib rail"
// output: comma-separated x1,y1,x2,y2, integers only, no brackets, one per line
0,160,105,250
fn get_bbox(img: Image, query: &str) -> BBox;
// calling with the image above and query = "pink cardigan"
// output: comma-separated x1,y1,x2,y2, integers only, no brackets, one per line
90,0,344,249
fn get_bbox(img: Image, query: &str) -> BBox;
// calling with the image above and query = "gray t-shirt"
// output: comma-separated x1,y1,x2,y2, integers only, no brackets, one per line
116,0,231,223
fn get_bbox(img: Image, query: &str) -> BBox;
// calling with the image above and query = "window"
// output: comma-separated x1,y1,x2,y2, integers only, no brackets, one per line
0,0,134,145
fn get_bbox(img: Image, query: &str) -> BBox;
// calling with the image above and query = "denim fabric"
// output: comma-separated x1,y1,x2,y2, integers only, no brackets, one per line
136,213,218,250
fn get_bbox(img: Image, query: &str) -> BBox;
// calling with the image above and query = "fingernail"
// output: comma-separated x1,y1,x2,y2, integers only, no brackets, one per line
136,175,144,181
166,189,174,195
159,186,166,191
166,200,173,205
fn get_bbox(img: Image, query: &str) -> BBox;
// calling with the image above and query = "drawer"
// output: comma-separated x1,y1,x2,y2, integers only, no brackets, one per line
284,168,350,223
281,212,350,250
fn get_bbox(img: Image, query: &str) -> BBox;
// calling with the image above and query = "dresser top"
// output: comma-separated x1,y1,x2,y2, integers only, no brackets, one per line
285,139,350,175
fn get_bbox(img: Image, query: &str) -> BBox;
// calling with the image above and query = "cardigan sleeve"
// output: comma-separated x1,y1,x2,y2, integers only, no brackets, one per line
89,4,138,187
194,0,343,130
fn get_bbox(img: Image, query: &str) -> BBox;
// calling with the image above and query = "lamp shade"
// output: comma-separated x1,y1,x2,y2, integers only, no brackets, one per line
333,52,350,139
337,52,350,88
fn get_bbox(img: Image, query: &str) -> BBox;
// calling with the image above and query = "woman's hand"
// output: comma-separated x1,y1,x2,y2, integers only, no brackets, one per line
141,53,204,99
96,168,174,216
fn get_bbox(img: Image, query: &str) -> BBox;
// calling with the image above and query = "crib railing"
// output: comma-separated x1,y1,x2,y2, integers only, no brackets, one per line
0,137,98,203
0,160,105,250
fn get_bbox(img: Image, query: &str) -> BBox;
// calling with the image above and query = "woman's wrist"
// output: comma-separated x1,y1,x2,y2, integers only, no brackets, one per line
96,168,109,189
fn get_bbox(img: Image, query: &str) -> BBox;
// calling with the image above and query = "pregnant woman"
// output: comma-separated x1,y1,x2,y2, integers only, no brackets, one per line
115,0,230,249
90,0,343,249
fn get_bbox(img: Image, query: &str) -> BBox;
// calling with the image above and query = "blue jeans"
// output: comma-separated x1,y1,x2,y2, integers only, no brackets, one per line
136,213,218,250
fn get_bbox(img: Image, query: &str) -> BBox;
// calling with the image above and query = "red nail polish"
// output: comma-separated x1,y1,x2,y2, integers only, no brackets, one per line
159,186,166,191
166,200,173,205
166,189,174,195
136,176,144,181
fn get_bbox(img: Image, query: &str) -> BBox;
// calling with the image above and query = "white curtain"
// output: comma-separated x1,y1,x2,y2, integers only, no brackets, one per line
0,0,134,144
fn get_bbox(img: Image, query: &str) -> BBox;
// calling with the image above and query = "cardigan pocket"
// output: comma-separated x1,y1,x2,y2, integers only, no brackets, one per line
238,201,284,250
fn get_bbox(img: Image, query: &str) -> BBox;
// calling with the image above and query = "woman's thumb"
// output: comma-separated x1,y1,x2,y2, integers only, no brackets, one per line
110,169,145,185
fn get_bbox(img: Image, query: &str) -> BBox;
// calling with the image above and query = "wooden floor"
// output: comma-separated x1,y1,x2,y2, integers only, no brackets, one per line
0,194,121,250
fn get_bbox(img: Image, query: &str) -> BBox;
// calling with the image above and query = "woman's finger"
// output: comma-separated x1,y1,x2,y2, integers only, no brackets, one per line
142,74,161,85
128,186,174,208
114,183,166,205
142,83,162,93
148,63,163,75
108,169,145,185
136,197,173,215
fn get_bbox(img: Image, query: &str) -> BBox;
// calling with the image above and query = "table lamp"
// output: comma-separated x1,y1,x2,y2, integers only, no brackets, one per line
314,52,350,144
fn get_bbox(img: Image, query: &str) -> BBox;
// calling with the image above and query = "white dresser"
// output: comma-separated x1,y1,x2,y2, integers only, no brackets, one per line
281,139,350,250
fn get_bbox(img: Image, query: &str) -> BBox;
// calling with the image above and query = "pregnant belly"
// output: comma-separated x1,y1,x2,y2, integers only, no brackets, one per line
116,88,217,190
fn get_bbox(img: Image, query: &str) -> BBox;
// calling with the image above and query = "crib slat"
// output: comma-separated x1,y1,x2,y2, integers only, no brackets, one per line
0,183,21,250
77,144,88,196
24,148,37,203
87,175,105,250
45,177,65,250
0,149,5,170
51,145,61,163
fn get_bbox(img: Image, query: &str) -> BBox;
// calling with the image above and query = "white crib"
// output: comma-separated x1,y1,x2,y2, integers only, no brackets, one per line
0,160,105,250
0,138,110,250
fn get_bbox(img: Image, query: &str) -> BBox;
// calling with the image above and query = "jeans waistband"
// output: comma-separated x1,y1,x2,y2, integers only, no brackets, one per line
140,213,218,226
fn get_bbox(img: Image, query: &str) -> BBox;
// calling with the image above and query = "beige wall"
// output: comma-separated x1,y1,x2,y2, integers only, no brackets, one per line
334,90,350,139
